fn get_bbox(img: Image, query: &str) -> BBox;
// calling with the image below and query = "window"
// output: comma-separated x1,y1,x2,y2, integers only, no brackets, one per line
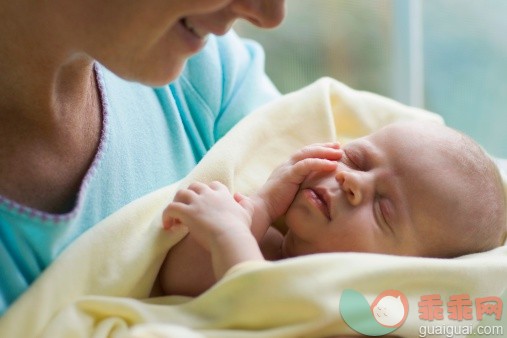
235,0,507,157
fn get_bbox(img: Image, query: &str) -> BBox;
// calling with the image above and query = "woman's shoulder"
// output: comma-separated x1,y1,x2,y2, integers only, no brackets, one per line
173,31,280,139
177,31,268,110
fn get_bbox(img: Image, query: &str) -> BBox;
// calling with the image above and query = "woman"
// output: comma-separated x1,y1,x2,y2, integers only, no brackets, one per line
0,0,285,314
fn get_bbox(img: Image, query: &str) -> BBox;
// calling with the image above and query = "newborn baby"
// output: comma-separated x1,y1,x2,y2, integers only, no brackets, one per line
155,121,507,297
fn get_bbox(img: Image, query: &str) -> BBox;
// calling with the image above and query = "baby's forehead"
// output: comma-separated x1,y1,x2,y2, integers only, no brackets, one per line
379,126,464,212
375,122,458,159
393,141,460,195
378,121,451,140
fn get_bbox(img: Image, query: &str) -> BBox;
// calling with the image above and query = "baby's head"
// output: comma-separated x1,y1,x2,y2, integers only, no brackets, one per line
282,121,506,259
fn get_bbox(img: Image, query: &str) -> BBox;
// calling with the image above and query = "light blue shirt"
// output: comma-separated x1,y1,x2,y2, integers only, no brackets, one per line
0,31,280,315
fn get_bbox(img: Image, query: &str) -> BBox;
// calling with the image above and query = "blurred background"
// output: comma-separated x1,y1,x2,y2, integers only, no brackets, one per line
235,0,507,158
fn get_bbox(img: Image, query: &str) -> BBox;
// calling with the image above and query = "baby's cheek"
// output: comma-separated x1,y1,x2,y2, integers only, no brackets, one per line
327,220,376,252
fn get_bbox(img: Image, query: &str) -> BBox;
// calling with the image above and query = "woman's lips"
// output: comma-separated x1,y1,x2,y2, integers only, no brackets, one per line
181,18,209,39
176,18,208,54
302,188,330,220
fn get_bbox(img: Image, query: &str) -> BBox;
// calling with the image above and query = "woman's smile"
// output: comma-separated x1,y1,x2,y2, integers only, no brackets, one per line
176,18,209,53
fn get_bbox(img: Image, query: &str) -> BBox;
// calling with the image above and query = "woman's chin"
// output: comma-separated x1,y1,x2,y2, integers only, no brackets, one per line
132,65,186,87
108,57,187,87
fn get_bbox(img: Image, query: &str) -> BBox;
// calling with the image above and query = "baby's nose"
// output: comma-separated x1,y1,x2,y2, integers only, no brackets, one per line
335,171,363,206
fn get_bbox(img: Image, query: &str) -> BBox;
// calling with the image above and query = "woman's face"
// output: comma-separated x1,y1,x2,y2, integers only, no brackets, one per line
57,0,285,85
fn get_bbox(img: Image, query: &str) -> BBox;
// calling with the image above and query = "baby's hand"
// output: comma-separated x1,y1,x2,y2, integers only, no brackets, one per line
163,181,253,251
256,142,342,223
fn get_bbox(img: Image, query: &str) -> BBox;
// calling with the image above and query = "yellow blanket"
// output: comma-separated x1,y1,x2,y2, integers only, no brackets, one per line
1,78,506,338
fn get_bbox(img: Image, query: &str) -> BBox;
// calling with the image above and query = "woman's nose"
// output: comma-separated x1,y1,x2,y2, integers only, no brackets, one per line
335,170,370,206
230,0,286,28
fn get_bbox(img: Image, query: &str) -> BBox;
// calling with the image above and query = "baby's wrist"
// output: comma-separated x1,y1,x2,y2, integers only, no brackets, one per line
211,226,252,246
248,194,273,238
209,229,264,279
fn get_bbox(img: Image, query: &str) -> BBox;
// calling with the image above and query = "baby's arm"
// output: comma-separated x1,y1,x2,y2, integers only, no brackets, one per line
164,181,262,279
160,143,342,286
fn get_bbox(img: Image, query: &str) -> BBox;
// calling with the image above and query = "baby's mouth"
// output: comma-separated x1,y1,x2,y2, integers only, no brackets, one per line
303,188,331,220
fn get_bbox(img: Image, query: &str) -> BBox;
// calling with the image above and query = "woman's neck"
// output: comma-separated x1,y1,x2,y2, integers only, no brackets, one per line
0,2,104,213
0,0,96,130
0,58,102,212
0,52,95,126
0,28,102,213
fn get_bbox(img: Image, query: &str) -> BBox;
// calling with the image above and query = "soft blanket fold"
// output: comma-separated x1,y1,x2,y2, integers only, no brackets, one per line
1,78,506,338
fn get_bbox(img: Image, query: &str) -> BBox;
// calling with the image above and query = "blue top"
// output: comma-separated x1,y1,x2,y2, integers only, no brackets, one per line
0,31,280,315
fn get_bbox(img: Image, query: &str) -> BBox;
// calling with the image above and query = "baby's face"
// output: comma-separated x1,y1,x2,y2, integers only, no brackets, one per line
282,122,466,258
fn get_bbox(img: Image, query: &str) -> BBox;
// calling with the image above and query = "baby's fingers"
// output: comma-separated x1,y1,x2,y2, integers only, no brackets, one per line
162,202,190,230
186,181,208,194
173,188,197,204
291,158,338,180
162,217,181,230
291,143,342,163
234,192,255,217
